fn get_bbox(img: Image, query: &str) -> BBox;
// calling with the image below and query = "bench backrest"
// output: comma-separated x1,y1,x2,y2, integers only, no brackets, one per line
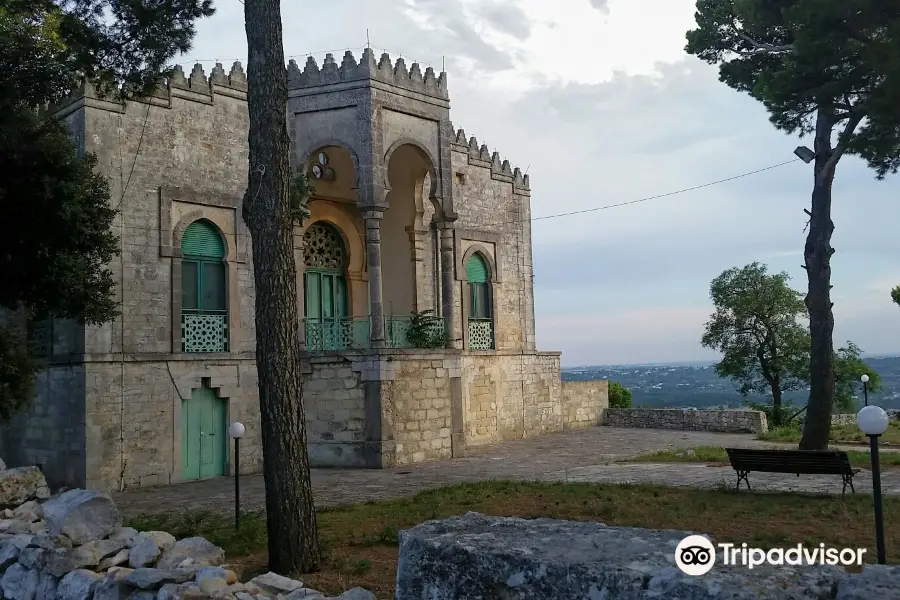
725,448,854,475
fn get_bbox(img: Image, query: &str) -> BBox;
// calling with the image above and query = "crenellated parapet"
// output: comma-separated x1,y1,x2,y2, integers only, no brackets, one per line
449,125,530,196
287,48,448,100
53,61,249,116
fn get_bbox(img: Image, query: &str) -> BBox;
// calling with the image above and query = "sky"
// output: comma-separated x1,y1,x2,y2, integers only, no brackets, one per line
179,0,900,366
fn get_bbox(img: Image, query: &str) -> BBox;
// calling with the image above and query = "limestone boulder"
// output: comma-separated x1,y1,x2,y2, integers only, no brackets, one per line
836,566,900,599
0,467,50,506
57,569,103,600
157,537,224,570
326,588,374,600
99,548,131,570
395,512,900,600
93,578,136,600
124,568,196,590
128,534,162,568
0,563,36,600
14,500,44,521
284,590,325,600
246,572,303,596
36,571,58,600
0,538,21,568
42,489,121,545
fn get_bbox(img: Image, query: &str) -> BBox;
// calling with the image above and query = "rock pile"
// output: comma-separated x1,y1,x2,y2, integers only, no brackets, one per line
0,467,373,600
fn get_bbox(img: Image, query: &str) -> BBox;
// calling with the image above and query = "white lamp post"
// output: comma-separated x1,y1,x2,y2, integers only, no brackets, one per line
861,373,870,406
229,422,246,529
857,405,889,564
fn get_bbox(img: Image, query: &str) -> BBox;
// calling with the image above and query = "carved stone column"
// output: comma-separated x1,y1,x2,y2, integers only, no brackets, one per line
364,210,386,347
406,223,428,311
440,223,457,348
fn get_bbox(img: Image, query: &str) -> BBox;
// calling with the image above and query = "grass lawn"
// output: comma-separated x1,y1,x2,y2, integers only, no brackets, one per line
761,421,900,446
128,481,899,599
631,445,900,469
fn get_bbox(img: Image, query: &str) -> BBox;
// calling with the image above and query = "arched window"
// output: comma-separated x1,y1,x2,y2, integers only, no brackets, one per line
303,222,350,350
466,252,494,350
181,220,228,352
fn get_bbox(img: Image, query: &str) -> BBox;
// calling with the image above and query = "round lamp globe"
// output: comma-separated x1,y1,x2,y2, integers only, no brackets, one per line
229,422,246,439
857,406,889,437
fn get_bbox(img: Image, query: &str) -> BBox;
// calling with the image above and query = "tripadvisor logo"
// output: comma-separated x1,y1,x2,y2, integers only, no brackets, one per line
675,535,716,576
674,535,867,576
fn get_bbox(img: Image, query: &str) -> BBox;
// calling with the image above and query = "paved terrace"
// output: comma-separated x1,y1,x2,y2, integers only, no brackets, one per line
113,426,900,517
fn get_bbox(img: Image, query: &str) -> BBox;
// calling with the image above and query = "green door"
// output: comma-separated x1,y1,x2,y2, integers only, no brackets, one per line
182,387,227,480
304,269,348,349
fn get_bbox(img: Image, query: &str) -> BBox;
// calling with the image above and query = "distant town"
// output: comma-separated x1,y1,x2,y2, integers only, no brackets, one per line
562,355,900,411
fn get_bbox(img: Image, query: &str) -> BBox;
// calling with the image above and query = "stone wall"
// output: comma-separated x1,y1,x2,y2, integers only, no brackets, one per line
450,132,535,352
602,408,768,434
301,356,367,468
396,512,898,599
83,358,261,492
561,380,609,430
832,411,900,425
380,353,457,467
2,366,87,491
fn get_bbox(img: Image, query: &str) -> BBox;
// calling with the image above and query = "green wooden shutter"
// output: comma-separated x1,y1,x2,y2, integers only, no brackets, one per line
465,253,489,283
182,261,199,310
305,272,321,319
182,220,225,258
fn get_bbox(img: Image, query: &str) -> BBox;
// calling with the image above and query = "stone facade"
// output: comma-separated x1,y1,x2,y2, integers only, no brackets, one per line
2,50,581,492
602,408,768,434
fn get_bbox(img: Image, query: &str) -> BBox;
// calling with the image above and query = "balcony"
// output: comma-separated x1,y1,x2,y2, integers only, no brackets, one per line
182,311,228,352
467,319,494,350
305,316,445,351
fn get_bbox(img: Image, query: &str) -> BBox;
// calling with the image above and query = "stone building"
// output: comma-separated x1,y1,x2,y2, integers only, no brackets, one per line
3,49,608,492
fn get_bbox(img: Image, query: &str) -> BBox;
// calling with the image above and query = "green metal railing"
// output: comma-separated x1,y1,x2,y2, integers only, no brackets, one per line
467,318,494,350
182,311,228,352
304,316,445,351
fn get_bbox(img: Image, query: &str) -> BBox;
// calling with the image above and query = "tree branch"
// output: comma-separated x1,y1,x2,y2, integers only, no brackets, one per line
732,23,793,54
823,110,866,173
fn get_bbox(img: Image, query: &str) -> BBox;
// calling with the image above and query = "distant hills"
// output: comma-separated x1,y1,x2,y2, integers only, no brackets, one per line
562,355,900,410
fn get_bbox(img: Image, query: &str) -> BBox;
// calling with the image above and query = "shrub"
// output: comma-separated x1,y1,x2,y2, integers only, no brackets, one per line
608,381,632,408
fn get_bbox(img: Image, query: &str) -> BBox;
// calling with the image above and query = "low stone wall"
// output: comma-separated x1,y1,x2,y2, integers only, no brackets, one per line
560,380,609,430
602,408,768,434
832,411,900,426
0,467,373,600
395,512,898,599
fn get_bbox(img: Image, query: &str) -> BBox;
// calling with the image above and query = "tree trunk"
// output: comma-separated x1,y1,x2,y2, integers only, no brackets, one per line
242,0,320,573
799,108,837,451
771,378,783,427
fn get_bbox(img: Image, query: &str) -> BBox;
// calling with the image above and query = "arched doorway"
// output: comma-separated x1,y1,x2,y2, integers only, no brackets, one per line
181,385,227,480
303,221,350,349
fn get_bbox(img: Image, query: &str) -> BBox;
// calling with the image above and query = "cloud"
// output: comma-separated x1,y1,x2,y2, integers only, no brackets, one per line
589,0,610,14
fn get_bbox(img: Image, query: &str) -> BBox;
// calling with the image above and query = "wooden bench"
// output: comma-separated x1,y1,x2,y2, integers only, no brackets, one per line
725,448,859,495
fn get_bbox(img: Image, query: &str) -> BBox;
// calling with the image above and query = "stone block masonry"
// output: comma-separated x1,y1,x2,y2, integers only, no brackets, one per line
602,408,768,435
83,358,261,492
395,512,899,599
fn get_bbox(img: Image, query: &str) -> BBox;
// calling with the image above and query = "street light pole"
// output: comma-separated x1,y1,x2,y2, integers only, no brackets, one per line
857,405,888,564
861,373,870,407
228,421,246,530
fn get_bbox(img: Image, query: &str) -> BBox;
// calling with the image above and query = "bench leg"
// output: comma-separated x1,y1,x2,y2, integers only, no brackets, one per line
842,474,855,496
736,470,750,491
